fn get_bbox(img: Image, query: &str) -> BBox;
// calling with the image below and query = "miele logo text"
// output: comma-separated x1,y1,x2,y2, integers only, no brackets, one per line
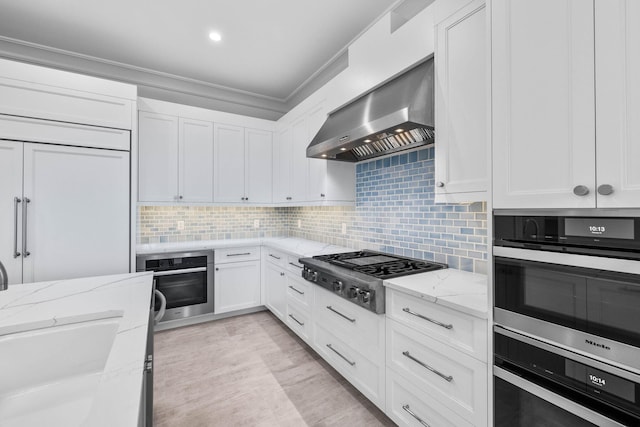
589,374,606,387
585,339,611,350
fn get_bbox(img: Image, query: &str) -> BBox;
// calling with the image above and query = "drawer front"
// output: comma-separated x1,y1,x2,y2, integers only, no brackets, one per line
285,255,305,275
386,369,474,427
215,246,260,263
286,300,311,342
314,286,385,353
286,275,312,307
387,289,487,362
386,318,487,425
264,248,287,268
314,323,385,410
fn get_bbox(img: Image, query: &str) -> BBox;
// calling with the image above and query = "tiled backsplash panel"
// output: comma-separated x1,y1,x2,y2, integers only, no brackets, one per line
137,148,488,273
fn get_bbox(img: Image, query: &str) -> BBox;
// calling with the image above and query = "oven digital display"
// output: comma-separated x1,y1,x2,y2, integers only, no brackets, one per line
565,218,634,240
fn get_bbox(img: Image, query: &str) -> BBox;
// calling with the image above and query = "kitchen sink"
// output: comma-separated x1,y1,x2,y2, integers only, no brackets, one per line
0,310,123,427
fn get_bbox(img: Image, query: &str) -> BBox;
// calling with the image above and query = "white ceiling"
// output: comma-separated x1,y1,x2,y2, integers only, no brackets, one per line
0,0,398,102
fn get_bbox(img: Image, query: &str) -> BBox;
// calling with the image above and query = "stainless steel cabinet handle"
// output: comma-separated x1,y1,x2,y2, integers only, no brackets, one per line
597,184,614,195
13,197,21,258
573,185,589,196
288,285,304,295
436,181,445,188
286,196,292,200
402,351,453,382
402,405,431,427
227,252,251,257
402,307,453,330
326,343,355,366
288,314,304,326
269,254,281,260
288,262,303,269
178,195,183,200
22,197,30,257
326,305,356,323
153,266,207,276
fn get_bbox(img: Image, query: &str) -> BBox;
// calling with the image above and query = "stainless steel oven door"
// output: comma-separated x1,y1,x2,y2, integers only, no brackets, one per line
494,246,640,372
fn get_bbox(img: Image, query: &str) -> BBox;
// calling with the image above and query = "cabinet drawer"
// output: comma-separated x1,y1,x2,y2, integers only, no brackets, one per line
215,246,260,263
314,286,385,353
386,369,474,427
286,275,312,307
386,318,487,425
285,255,305,275
314,323,385,410
387,288,487,362
264,248,287,267
286,301,310,342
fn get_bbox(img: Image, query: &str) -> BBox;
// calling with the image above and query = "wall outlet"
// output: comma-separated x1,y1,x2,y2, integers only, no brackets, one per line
177,220,185,230
254,219,260,228
341,223,347,235
297,220,301,228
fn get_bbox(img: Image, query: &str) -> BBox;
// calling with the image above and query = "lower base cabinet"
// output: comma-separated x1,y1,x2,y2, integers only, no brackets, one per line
263,249,287,320
214,247,261,314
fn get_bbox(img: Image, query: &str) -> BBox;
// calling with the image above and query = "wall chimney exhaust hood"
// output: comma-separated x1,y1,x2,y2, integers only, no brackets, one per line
307,58,434,162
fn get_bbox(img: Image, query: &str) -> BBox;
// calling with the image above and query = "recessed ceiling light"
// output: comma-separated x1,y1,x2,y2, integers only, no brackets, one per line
364,139,372,143
321,154,327,157
395,128,404,133
340,148,347,151
209,32,222,42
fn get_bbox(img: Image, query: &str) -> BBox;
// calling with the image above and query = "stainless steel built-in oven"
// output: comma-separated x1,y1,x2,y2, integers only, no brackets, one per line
136,250,214,322
493,210,640,426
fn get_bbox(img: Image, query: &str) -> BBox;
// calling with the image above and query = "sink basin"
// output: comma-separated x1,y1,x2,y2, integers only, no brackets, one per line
0,310,123,427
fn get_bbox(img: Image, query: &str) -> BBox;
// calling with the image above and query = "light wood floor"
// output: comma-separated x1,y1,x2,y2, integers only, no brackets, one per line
153,310,396,427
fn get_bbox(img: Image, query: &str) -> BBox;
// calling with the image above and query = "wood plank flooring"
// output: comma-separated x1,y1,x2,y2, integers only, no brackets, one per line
153,310,396,426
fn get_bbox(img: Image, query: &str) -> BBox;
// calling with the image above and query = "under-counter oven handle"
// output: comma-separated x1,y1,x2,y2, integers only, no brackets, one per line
494,366,626,427
152,267,207,276
154,289,166,323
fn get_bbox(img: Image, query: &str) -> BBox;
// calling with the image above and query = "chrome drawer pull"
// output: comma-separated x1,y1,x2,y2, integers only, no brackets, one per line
288,314,304,326
402,405,431,427
269,254,281,260
226,252,251,257
402,351,453,382
402,307,453,330
326,305,356,323
288,285,304,295
288,262,303,269
326,344,355,366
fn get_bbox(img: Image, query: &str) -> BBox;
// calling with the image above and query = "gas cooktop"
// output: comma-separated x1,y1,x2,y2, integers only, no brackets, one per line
299,250,447,314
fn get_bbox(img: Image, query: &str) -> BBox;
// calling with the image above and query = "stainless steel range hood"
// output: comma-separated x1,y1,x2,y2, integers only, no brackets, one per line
307,58,434,162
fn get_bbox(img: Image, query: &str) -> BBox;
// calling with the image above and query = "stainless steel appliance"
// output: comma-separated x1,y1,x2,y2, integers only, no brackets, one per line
136,250,214,322
493,209,640,426
299,250,446,314
306,58,435,162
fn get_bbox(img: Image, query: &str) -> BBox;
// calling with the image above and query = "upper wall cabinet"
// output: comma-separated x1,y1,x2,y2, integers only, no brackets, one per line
434,0,488,203
214,124,272,204
138,112,214,203
492,0,640,209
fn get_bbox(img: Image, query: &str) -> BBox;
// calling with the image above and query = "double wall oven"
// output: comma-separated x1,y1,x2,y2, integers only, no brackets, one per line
493,210,640,426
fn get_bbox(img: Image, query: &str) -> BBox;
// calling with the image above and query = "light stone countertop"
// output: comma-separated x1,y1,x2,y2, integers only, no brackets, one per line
384,268,488,318
0,272,153,427
137,236,354,258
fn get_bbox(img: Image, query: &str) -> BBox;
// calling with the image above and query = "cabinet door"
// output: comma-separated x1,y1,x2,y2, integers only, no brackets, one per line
492,0,596,208
307,102,328,201
0,140,23,284
435,0,487,201
214,260,261,314
138,112,178,202
290,117,309,202
179,118,214,203
264,261,286,320
245,128,273,203
214,123,245,203
595,0,640,208
22,143,130,283
273,127,292,203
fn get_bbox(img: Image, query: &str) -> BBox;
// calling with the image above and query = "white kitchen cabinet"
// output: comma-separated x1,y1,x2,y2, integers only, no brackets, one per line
0,140,129,284
139,112,214,203
434,0,488,203
492,0,640,209
214,124,273,204
214,252,261,314
263,250,287,320
273,127,293,203
272,117,307,203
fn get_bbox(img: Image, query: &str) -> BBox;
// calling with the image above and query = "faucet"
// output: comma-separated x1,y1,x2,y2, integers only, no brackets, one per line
0,260,8,291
